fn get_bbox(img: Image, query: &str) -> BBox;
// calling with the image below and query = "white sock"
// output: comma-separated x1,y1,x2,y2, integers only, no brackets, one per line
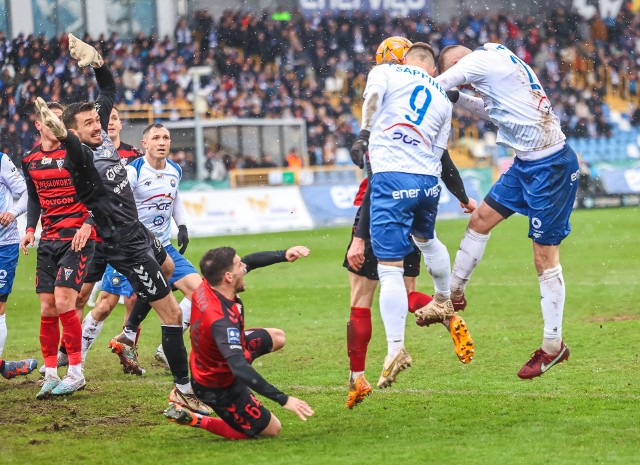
45,367,58,379
122,327,137,343
451,228,491,295
81,313,104,362
539,265,564,353
0,314,6,358
176,381,194,394
377,264,407,358
88,282,101,306
179,298,192,332
68,364,83,378
413,235,451,299
350,370,364,383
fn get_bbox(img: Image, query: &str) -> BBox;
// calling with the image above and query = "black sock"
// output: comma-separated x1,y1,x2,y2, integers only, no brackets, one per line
125,299,152,332
161,325,190,385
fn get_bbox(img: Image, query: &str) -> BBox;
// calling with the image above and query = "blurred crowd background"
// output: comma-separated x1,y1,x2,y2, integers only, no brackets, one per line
2,4,640,179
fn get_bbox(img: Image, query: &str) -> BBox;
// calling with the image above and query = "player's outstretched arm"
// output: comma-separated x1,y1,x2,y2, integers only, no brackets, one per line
283,397,315,421
242,247,309,273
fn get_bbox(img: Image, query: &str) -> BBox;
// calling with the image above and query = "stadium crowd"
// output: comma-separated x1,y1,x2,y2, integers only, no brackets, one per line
1,4,640,173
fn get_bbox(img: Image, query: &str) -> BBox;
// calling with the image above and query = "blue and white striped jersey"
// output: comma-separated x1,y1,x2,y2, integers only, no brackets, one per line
0,153,27,245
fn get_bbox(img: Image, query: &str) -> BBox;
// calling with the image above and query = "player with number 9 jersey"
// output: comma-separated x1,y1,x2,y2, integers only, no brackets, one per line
364,54,451,177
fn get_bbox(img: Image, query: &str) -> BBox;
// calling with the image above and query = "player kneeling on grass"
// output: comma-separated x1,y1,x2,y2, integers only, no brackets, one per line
164,246,314,440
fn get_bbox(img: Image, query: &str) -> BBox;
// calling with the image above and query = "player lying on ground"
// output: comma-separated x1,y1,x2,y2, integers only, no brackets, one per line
164,246,314,440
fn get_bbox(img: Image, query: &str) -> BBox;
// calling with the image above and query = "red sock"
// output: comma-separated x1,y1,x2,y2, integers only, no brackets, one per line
347,307,372,372
40,316,60,368
59,310,82,365
408,291,433,313
199,416,251,440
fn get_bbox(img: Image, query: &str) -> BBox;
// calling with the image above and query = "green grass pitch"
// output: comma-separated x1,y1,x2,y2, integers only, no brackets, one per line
1,207,639,464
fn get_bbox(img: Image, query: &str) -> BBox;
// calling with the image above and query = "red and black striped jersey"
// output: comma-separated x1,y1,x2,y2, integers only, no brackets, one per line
189,282,250,389
22,144,96,241
116,142,143,166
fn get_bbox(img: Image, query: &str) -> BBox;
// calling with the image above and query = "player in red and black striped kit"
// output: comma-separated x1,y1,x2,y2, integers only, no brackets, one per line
163,246,314,440
20,101,96,399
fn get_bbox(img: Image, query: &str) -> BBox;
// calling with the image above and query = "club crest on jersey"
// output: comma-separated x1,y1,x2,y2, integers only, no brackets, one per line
64,268,73,280
170,179,176,187
111,276,121,286
227,328,241,344
99,147,113,158
0,269,7,280
41,156,52,165
56,159,64,170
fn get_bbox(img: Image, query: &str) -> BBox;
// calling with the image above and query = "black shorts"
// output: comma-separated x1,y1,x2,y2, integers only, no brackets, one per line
342,208,421,280
103,222,170,302
192,379,272,437
36,240,96,293
85,242,109,284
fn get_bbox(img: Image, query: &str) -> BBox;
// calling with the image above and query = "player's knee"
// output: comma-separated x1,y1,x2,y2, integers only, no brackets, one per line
161,256,175,278
54,291,76,313
259,415,282,437
269,328,286,351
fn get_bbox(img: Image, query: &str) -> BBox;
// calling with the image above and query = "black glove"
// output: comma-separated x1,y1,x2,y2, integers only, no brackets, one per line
350,129,370,168
446,89,460,104
177,225,189,254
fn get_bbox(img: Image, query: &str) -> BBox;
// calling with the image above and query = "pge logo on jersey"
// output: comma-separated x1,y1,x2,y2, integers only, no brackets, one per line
392,131,420,146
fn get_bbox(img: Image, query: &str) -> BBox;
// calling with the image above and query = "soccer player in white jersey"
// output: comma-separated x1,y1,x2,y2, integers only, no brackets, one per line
351,43,458,389
82,124,200,378
434,43,579,379
0,152,38,380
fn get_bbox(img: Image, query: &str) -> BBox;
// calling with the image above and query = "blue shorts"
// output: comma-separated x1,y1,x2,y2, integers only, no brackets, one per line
165,244,199,283
101,265,135,298
370,171,440,261
0,243,19,297
102,244,198,297
486,144,579,245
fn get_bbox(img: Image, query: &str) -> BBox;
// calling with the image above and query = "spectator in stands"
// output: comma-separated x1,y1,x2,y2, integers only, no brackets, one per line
259,153,278,168
2,5,638,171
205,149,227,181
285,148,303,168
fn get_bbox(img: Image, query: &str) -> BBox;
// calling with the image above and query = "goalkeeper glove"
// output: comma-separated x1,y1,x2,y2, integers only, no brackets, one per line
68,33,104,68
350,129,370,169
446,89,460,104
35,97,67,139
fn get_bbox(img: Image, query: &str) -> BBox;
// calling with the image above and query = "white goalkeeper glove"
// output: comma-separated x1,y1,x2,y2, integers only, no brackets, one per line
35,97,67,140
68,33,104,68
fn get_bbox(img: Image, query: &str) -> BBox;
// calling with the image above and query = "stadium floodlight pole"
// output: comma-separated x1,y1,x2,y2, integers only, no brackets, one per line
188,66,212,181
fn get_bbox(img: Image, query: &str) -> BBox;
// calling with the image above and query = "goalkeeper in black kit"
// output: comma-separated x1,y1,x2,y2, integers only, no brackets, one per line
34,33,212,415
